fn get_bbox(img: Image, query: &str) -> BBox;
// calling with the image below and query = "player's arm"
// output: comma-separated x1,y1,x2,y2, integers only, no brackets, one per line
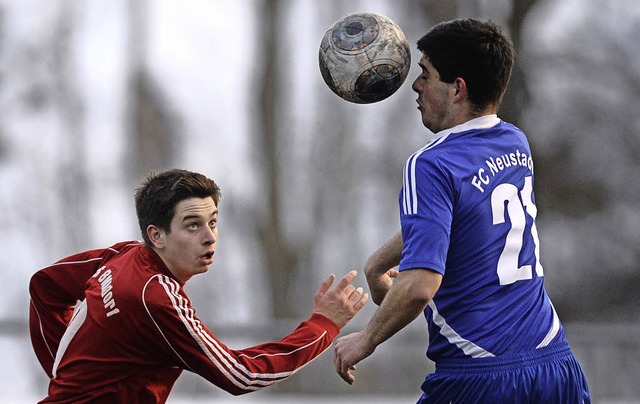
333,267,442,384
28,241,135,377
144,271,368,395
364,231,402,305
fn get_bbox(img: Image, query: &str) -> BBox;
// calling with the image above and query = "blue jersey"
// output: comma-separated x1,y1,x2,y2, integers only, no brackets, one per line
399,115,564,362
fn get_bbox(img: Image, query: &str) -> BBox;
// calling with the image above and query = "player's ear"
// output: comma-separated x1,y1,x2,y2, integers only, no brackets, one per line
452,77,467,100
147,225,165,249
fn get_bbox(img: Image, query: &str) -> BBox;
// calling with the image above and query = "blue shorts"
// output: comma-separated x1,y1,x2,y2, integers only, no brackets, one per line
418,341,590,404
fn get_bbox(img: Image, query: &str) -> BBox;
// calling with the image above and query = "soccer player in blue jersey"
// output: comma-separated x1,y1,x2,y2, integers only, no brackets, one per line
333,18,591,403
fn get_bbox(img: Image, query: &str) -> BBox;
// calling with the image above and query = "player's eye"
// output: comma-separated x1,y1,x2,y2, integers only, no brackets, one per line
187,222,200,231
209,220,217,229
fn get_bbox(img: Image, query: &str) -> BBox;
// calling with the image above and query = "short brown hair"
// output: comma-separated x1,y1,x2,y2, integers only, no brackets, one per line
417,19,514,112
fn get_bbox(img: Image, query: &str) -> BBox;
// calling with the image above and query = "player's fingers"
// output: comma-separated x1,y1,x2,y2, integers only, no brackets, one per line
315,274,335,298
348,286,364,303
339,364,356,384
333,344,344,377
334,270,357,292
334,336,359,384
353,292,369,311
388,268,400,278
343,284,356,297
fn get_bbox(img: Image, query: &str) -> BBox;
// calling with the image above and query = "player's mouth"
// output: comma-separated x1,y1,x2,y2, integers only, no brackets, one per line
199,251,215,265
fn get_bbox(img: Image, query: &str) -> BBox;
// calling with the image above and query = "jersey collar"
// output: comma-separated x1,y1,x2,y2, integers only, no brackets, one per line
432,114,501,140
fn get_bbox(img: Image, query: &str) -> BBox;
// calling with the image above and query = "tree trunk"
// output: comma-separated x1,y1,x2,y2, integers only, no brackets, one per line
255,0,299,319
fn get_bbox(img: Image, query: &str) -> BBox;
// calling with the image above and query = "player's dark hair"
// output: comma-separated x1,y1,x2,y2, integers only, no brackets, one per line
135,169,221,247
417,18,514,112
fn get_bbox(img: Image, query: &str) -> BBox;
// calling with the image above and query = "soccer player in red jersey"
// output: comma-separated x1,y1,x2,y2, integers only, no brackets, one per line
30,169,368,403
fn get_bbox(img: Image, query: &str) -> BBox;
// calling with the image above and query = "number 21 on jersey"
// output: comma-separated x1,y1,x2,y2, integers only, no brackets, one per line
491,176,544,285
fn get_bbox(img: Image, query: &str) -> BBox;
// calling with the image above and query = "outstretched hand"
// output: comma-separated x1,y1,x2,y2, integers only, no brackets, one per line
313,270,369,329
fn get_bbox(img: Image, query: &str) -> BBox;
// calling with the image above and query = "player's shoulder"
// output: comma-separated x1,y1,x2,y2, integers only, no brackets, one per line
406,133,464,169
104,242,175,290
99,240,144,260
423,121,527,155
142,273,183,300
140,273,191,315
95,240,145,268
108,240,145,254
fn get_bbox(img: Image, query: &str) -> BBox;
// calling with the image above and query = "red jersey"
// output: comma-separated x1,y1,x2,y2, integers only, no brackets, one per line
29,241,340,403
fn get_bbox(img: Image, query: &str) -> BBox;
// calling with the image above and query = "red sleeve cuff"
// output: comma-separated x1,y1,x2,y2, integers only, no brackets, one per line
308,312,341,340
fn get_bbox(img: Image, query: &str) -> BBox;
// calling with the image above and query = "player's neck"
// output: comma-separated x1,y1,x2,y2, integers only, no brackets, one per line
457,104,497,126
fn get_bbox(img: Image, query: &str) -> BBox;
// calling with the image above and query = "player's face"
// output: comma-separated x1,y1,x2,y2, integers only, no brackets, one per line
412,56,457,133
159,197,218,283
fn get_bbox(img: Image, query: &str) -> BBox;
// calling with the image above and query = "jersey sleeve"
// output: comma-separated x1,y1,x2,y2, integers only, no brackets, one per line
399,152,454,275
142,275,340,395
29,241,139,377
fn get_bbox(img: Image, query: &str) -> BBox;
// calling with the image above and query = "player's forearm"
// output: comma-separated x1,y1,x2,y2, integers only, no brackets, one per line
186,313,339,395
363,292,427,350
362,270,434,349
364,232,402,277
364,232,402,304
366,277,392,306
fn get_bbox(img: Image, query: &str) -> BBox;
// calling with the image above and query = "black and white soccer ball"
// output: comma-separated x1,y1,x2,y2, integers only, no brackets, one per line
319,12,411,104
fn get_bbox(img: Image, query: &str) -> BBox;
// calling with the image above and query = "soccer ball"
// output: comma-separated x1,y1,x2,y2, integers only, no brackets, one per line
319,12,411,104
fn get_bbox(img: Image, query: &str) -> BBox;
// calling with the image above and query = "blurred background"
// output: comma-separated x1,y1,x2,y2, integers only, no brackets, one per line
1,0,639,402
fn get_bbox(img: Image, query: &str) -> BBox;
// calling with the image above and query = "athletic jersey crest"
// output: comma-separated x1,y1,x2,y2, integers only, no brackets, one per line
398,115,563,361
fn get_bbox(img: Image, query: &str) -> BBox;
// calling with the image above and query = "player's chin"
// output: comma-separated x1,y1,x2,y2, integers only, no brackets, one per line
193,265,210,277
195,262,213,274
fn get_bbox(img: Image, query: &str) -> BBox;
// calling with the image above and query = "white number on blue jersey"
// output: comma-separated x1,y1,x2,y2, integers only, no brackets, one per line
491,176,544,285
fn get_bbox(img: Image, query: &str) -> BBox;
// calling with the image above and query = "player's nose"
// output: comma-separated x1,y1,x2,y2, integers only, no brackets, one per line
411,76,422,93
202,226,217,245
